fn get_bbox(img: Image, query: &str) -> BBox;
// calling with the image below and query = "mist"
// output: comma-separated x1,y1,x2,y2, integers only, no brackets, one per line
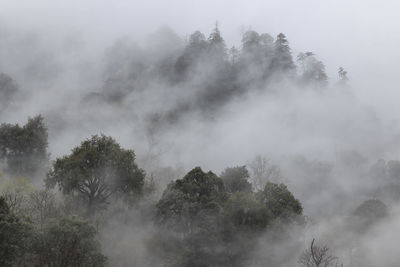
1,1,400,266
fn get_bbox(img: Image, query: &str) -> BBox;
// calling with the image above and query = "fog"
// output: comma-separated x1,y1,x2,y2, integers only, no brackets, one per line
1,1,400,266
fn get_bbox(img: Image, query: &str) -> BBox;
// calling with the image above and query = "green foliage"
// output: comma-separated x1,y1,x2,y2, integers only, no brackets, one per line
0,115,48,176
46,135,145,216
220,166,252,194
154,167,228,266
156,167,226,234
222,192,271,231
154,167,304,266
218,192,271,266
1,190,105,266
0,197,33,267
259,182,303,222
32,216,107,267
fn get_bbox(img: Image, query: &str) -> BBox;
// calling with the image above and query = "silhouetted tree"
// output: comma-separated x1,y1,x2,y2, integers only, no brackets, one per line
272,33,296,74
208,22,226,59
299,239,342,267
46,135,145,216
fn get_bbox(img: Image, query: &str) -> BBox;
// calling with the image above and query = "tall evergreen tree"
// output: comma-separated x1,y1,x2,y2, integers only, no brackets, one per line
208,22,227,61
272,33,296,74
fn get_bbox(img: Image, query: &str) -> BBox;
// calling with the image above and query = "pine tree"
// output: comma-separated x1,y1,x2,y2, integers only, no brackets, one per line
272,33,296,74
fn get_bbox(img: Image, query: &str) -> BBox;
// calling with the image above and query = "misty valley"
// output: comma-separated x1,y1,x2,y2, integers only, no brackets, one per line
0,21,398,267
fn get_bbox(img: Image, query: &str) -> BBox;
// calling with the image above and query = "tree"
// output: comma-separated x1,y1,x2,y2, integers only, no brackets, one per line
0,73,18,110
0,115,48,176
242,30,261,53
154,167,227,266
28,189,59,228
208,22,226,60
272,33,296,74
220,166,252,194
259,182,303,223
238,31,275,84
222,191,270,231
297,52,328,87
46,135,145,216
229,46,239,64
240,30,266,67
1,176,34,216
338,67,348,84
248,155,282,191
299,239,342,267
352,199,388,232
0,197,33,267
175,31,208,76
32,216,107,267
259,33,274,47
156,167,226,235
241,31,274,57
218,192,272,266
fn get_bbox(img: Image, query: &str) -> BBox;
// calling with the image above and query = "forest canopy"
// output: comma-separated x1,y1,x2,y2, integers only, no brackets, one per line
0,23,395,267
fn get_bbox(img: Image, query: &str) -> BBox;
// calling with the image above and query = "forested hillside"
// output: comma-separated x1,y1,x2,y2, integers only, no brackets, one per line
0,23,398,267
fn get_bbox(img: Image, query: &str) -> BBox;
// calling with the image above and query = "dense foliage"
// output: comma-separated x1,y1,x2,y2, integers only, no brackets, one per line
0,24,394,267
0,115,48,176
46,134,145,216
154,166,303,266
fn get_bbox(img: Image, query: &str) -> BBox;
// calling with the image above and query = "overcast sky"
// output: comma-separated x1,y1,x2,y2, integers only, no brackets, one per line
1,0,399,112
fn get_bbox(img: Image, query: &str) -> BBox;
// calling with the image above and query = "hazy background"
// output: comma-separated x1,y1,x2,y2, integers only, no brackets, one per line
1,0,399,169
2,0,399,99
2,1,400,266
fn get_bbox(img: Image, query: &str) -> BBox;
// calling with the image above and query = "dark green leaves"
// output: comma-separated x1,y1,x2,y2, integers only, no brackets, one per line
46,135,145,216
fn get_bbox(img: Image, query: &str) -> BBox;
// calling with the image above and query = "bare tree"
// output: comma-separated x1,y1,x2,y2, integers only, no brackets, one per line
248,155,283,191
1,189,27,214
28,189,58,228
299,239,343,267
